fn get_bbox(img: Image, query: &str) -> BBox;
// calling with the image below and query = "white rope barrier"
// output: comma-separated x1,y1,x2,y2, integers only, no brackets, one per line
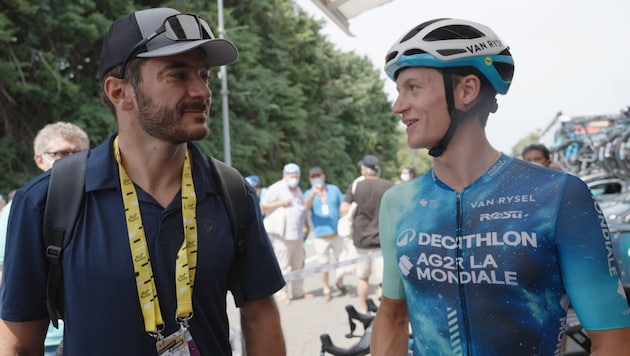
283,251,382,282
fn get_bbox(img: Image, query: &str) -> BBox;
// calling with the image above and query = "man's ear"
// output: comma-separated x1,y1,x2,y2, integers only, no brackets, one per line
103,76,135,111
459,74,482,107
33,154,50,171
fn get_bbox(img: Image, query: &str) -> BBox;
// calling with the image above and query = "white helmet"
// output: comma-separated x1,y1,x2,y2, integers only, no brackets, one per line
385,18,514,94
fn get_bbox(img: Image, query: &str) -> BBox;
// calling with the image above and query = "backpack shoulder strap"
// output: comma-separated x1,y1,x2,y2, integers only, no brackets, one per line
43,149,89,327
210,158,248,307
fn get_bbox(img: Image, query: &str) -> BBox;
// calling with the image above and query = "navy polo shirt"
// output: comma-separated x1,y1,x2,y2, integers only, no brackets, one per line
0,135,284,355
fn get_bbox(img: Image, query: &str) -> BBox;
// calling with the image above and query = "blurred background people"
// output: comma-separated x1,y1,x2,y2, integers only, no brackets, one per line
521,143,561,170
245,175,262,198
0,121,89,356
340,155,393,313
399,166,416,183
261,163,311,304
304,166,347,301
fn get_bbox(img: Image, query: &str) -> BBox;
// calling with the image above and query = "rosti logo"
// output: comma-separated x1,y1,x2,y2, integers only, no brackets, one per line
480,211,524,221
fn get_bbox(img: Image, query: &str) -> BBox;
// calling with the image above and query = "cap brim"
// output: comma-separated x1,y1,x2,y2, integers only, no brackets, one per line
138,38,238,67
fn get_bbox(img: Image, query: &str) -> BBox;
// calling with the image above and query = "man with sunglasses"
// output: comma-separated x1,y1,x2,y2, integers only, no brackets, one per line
0,8,286,355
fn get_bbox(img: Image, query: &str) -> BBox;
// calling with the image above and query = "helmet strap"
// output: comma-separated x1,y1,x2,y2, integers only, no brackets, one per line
428,71,498,157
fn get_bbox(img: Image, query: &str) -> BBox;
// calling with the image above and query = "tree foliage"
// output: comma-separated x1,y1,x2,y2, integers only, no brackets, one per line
0,0,399,194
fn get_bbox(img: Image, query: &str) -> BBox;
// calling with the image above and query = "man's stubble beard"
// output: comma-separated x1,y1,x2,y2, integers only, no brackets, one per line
135,87,211,144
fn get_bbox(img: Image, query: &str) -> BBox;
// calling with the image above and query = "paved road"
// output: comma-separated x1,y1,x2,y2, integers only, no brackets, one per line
228,237,380,355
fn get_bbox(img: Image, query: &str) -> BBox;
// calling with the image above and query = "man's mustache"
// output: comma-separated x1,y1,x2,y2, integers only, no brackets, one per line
180,100,209,113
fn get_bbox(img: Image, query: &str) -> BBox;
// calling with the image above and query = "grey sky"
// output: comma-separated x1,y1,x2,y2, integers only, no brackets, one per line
297,0,630,153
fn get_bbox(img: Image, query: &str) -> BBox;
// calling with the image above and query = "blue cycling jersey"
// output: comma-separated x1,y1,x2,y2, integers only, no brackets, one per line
380,154,630,355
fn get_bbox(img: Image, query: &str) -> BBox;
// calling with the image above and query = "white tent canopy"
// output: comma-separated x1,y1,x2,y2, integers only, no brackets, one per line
310,0,394,35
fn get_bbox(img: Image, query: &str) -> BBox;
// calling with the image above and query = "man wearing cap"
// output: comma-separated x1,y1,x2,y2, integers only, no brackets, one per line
0,8,285,355
261,163,311,304
304,166,347,301
245,175,263,198
340,155,394,313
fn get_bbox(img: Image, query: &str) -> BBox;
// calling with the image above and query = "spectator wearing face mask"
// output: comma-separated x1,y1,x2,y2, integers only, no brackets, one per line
261,163,312,304
304,167,347,301
399,166,416,183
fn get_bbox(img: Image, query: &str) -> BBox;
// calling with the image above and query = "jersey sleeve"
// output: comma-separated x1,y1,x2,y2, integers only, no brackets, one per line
557,175,630,330
379,189,406,300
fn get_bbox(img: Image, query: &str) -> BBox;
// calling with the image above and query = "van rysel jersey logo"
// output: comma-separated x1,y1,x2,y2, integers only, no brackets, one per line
479,211,525,221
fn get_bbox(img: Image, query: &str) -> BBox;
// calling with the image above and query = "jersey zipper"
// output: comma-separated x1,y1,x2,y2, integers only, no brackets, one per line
456,191,472,356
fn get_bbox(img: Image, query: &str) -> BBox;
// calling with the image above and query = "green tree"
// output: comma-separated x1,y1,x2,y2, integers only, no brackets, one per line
0,0,127,192
0,0,399,194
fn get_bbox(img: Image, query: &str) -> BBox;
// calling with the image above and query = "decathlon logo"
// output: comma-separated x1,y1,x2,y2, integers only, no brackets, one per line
479,211,524,221
396,228,417,246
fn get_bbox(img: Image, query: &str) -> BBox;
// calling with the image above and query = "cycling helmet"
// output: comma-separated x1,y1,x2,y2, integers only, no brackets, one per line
385,18,514,94
385,19,514,157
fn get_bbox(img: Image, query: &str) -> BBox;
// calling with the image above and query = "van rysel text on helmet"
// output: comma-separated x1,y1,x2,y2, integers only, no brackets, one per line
466,39,504,54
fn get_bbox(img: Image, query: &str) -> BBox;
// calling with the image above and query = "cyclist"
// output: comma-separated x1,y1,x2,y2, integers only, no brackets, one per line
371,18,630,355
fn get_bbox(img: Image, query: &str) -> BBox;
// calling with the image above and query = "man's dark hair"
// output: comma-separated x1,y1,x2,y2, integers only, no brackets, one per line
405,166,416,178
522,143,550,160
99,58,147,115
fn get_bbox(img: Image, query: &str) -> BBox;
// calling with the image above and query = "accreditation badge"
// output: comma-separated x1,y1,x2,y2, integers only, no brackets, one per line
321,203,330,216
156,327,199,356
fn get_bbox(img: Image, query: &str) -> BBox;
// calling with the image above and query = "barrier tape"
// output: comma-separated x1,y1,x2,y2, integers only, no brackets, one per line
283,251,382,282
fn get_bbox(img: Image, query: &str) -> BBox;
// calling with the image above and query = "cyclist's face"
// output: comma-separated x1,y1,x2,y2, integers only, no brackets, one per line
393,67,450,150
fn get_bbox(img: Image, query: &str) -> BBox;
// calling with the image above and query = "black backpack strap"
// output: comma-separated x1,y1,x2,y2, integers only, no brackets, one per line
43,150,88,327
210,158,248,307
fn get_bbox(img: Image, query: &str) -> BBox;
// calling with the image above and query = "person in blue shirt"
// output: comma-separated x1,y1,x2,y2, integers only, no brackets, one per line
303,166,347,301
0,8,285,355
371,18,630,355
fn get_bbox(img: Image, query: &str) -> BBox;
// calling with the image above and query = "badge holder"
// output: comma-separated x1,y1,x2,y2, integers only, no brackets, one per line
155,316,200,356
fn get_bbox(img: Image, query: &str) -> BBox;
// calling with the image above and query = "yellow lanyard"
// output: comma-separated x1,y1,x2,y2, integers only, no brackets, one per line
113,137,198,334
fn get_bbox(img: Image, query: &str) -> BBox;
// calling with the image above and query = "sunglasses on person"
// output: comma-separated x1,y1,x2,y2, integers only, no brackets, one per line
45,150,81,160
118,14,215,79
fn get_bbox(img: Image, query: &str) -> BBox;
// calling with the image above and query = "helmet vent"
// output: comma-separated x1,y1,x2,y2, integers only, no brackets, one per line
437,48,468,56
425,25,485,41
385,51,399,63
403,48,426,56
494,62,514,82
400,18,450,42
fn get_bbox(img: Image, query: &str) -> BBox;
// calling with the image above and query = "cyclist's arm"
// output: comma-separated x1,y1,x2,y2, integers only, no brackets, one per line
589,328,630,355
379,191,406,298
556,176,630,347
371,297,409,356
240,296,286,356
372,191,409,355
